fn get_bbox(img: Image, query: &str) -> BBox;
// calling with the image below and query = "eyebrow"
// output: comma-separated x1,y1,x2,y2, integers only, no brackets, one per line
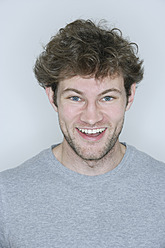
98,88,122,96
62,88,84,95
62,88,122,96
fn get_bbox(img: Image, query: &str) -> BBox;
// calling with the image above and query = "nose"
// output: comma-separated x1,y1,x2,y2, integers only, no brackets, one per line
80,102,103,125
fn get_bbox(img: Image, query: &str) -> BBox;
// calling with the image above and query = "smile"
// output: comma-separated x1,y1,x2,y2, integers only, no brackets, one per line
77,128,106,134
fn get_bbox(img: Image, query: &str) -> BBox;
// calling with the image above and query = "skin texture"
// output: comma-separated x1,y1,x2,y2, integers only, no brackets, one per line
46,76,136,176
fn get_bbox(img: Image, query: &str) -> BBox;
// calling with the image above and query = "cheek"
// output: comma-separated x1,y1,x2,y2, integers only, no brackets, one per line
104,106,126,126
58,105,80,123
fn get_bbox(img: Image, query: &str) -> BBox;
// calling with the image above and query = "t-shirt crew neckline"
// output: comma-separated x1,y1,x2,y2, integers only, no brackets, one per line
47,143,134,185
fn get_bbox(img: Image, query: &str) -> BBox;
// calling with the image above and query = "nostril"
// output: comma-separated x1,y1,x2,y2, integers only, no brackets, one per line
80,111,103,125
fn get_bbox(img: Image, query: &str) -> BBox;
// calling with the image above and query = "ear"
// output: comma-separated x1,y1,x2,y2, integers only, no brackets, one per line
45,87,58,112
126,83,136,111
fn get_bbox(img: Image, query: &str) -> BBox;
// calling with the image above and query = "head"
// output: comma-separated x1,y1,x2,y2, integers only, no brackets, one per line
33,19,144,163
34,19,144,106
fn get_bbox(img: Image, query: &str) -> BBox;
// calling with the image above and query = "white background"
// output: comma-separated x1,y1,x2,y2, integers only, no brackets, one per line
1,0,165,172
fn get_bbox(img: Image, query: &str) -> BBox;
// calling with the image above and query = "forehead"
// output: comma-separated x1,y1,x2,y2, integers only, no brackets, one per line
58,75,125,93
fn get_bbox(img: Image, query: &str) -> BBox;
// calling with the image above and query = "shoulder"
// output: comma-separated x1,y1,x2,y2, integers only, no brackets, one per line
126,144,165,181
127,144,165,166
0,146,54,188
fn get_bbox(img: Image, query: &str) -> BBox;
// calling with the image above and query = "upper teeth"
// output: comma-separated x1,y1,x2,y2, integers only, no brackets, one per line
78,128,106,134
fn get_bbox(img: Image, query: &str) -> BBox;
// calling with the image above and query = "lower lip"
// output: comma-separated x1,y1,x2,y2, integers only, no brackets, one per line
76,128,107,141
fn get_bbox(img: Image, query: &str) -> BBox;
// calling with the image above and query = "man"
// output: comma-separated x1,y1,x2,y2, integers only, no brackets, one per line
0,19,165,247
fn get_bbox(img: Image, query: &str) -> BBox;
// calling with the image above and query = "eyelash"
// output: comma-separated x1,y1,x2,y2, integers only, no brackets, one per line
102,96,113,102
70,96,81,102
69,95,114,102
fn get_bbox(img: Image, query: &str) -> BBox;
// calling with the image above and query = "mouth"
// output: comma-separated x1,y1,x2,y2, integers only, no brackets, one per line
77,128,106,134
76,127,107,141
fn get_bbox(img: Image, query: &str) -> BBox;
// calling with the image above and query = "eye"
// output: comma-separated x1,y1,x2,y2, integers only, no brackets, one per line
102,96,113,102
70,96,81,102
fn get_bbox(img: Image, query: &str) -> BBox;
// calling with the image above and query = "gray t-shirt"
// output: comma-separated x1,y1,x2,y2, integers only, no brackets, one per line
0,144,165,248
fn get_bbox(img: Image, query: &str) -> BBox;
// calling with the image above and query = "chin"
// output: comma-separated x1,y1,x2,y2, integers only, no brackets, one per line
72,142,116,161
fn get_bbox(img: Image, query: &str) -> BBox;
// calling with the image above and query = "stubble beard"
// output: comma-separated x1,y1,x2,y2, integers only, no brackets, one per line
60,120,124,162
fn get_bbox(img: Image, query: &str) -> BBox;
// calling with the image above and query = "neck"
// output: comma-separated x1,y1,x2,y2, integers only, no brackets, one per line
53,140,126,176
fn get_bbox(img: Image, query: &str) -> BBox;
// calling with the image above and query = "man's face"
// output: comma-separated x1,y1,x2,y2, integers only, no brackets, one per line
47,76,135,161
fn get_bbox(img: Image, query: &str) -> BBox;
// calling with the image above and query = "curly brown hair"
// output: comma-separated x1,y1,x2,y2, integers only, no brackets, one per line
34,19,144,105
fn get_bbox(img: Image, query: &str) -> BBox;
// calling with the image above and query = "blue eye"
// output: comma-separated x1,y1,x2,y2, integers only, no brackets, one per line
70,96,81,101
102,96,113,101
